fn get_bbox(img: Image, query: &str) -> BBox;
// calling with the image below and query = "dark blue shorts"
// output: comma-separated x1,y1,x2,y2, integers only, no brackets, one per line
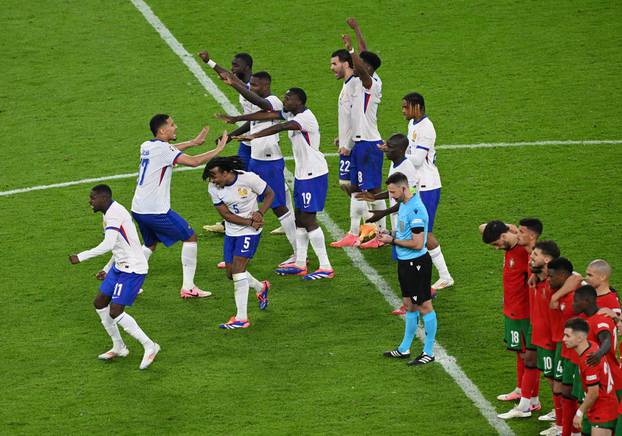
339,154,351,181
132,209,194,247
248,158,286,209
223,233,261,264
100,266,146,306
350,140,384,190
294,174,328,213
237,143,251,170
420,188,441,231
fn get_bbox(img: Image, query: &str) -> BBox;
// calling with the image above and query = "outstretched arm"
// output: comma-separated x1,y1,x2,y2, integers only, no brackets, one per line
70,229,119,264
346,17,367,52
198,51,231,79
233,120,299,142
221,71,273,111
175,131,228,168
216,110,282,124
174,126,210,151
342,34,372,89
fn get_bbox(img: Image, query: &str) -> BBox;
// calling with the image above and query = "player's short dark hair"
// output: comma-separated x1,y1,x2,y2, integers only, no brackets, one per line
547,256,574,275
234,53,253,68
482,220,509,244
252,71,271,82
564,317,589,334
574,285,597,303
287,88,307,105
331,49,352,68
519,218,543,236
386,172,409,187
202,156,245,180
150,114,170,136
403,92,425,110
387,133,409,151
534,240,560,259
360,51,381,71
91,184,112,197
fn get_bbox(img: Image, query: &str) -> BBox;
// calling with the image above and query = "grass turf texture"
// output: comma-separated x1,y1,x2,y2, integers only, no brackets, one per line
1,0,621,434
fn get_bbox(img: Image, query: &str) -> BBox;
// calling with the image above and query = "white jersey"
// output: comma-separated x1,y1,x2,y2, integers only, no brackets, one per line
239,82,254,115
250,95,284,161
405,116,442,191
388,158,419,230
350,73,382,142
131,139,182,214
208,171,267,237
281,109,329,180
77,201,148,274
338,75,356,150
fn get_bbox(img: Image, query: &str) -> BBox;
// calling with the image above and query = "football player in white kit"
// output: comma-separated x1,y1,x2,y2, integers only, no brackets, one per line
131,115,227,299
204,156,274,329
331,30,387,249
227,88,334,280
403,92,453,290
69,185,159,370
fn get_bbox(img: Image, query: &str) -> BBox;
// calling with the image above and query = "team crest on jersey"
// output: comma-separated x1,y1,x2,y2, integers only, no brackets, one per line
411,131,417,141
508,258,515,268
238,187,249,197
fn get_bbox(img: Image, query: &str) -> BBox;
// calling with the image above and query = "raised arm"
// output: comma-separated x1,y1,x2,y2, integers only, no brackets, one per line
216,110,282,124
221,71,273,111
346,17,367,52
175,131,228,168
233,120,299,142
174,126,209,151
198,51,231,79
342,34,372,89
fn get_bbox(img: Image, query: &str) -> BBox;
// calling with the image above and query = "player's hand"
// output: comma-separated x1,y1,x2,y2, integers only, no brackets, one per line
215,134,232,146
251,211,264,223
346,17,359,30
342,34,353,51
215,113,237,124
597,307,617,319
586,352,602,366
507,224,518,234
354,191,375,202
69,255,80,264
215,130,228,152
527,274,537,288
365,209,386,223
250,217,263,230
218,70,235,85
232,134,254,142
377,141,388,152
549,299,559,309
96,270,107,280
377,233,393,244
338,147,351,156
191,126,209,146
572,415,582,430
197,51,210,63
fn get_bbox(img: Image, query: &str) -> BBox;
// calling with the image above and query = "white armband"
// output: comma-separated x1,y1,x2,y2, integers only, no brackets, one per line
207,59,216,68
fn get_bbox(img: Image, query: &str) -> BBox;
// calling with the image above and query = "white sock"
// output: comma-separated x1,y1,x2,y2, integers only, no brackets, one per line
429,246,451,279
181,241,197,290
285,183,294,212
142,245,153,261
295,228,309,268
95,306,125,350
246,271,263,292
371,199,387,232
278,211,297,253
308,227,331,269
115,312,153,349
517,396,531,412
233,273,249,321
349,194,368,236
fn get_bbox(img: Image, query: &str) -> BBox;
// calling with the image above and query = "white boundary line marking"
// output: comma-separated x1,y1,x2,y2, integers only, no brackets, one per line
128,0,515,434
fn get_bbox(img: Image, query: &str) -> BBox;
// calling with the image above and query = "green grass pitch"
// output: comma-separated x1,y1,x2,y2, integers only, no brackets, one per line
1,1,621,434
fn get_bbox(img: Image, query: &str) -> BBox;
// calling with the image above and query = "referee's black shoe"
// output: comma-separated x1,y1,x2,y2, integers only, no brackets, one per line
383,349,410,358
407,353,435,366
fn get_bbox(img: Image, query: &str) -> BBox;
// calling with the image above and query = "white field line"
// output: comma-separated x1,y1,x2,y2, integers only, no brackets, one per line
128,0,515,434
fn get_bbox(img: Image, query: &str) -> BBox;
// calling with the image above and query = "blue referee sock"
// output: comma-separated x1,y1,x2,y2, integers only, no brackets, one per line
398,311,419,353
422,311,437,356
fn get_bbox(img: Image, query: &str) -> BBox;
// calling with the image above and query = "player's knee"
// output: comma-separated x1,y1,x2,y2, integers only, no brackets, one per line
108,305,124,319
427,234,439,249
186,233,197,242
273,206,288,217
148,243,157,252
93,293,108,309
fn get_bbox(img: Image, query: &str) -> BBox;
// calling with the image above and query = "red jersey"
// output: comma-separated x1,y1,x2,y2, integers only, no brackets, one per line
502,245,530,319
577,341,618,423
553,291,578,359
529,276,554,350
581,313,622,390
597,291,621,316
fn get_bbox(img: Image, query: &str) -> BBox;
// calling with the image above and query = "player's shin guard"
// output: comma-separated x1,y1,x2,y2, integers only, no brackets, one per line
349,195,368,236
181,242,197,290
371,199,387,232
398,311,419,353
561,395,578,436
429,246,451,280
295,228,309,268
115,312,153,349
308,227,331,269
96,306,125,350
233,273,249,321
516,353,525,391
246,271,263,292
422,311,437,356
278,211,297,253
142,245,153,261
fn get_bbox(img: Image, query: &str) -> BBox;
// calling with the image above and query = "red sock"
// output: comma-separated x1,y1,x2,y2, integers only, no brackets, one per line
532,373,540,397
553,393,563,426
516,354,525,391
561,396,577,436
521,367,539,399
